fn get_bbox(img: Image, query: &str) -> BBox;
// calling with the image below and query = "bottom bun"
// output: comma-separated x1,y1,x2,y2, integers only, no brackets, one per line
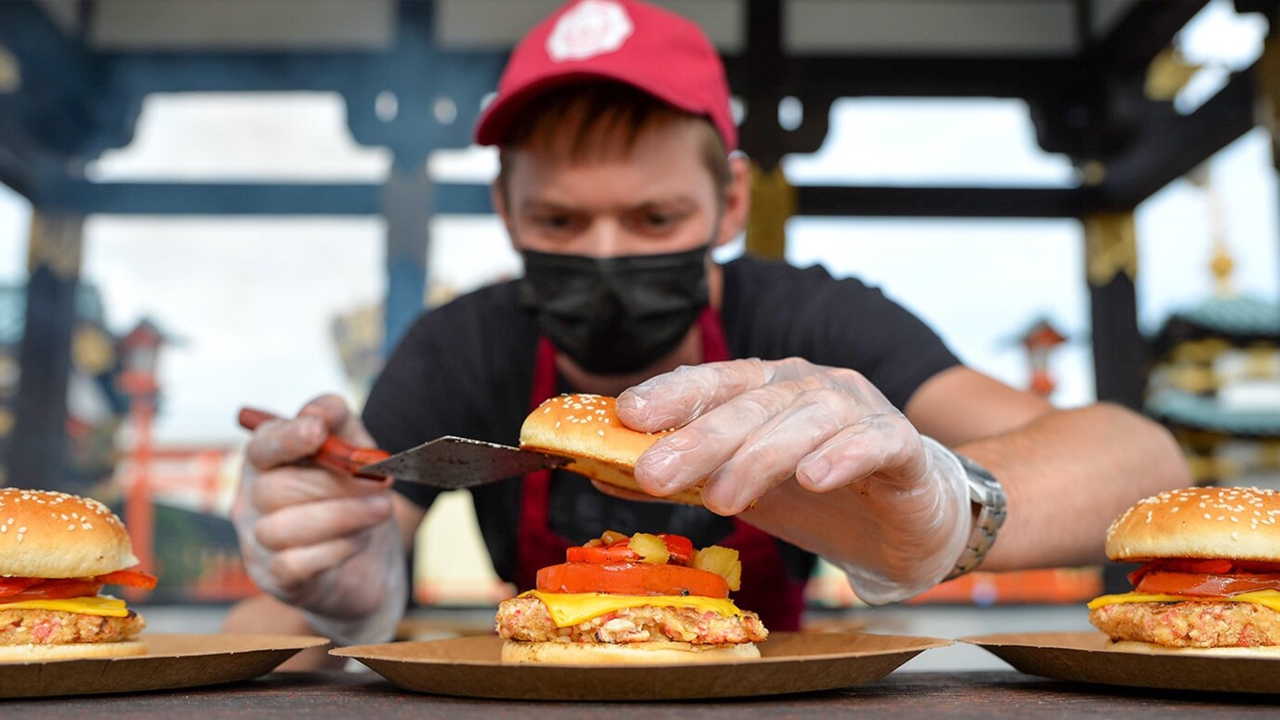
0,640,148,664
502,640,759,665
1106,640,1280,658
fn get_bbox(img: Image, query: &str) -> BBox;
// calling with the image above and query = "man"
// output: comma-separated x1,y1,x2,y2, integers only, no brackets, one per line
226,0,1189,667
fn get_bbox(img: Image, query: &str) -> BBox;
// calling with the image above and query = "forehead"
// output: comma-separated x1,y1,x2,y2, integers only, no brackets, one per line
504,117,716,203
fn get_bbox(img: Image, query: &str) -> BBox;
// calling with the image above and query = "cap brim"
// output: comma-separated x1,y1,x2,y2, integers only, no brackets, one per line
474,68,717,147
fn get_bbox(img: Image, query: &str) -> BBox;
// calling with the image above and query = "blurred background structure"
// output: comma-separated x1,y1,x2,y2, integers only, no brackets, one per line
0,0,1278,607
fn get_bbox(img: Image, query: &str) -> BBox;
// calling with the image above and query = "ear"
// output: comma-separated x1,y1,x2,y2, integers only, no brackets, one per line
716,154,751,247
491,180,522,253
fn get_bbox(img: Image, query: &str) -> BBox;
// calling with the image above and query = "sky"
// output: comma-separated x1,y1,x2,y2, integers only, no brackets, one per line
0,0,1276,446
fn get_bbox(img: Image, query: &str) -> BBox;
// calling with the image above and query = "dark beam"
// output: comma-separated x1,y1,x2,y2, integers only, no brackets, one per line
8,213,82,491
36,181,494,216
34,181,1092,220
1090,275,1145,411
738,0,785,169
381,167,432,355
0,2,104,156
1092,0,1210,73
1092,67,1257,210
724,56,1078,102
797,186,1084,219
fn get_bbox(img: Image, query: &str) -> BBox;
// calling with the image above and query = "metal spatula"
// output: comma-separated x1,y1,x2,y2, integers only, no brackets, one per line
237,408,570,489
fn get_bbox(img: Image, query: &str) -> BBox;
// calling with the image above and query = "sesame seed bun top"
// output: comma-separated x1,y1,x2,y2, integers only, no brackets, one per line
1105,486,1280,562
519,393,702,505
0,489,139,578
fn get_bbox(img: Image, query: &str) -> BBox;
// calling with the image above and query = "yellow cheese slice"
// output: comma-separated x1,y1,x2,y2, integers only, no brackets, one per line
0,595,130,618
1088,588,1280,613
523,590,743,628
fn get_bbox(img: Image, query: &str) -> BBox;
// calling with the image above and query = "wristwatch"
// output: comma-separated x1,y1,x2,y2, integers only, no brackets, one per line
944,452,1007,581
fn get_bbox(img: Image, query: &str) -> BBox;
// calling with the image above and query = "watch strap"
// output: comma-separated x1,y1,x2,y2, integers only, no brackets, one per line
944,452,1007,581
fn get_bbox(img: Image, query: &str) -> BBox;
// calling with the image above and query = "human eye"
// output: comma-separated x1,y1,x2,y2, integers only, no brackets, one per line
527,210,581,235
631,207,686,236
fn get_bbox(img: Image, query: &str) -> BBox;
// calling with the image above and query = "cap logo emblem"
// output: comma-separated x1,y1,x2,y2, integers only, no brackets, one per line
546,0,634,62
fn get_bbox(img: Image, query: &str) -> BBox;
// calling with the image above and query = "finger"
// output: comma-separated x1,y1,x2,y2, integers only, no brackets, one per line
701,387,859,514
268,534,371,593
617,358,777,431
251,465,389,514
632,379,811,497
254,495,393,551
245,414,329,471
297,393,376,447
795,415,927,492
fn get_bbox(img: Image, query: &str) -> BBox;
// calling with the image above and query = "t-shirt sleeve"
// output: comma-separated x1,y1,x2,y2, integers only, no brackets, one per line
723,259,960,411
361,283,537,511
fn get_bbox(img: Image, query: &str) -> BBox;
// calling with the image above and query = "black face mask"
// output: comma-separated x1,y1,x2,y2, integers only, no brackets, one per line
519,246,710,375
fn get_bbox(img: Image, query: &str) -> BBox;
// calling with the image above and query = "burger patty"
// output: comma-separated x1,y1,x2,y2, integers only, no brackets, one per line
495,596,768,645
0,609,146,646
1090,601,1280,648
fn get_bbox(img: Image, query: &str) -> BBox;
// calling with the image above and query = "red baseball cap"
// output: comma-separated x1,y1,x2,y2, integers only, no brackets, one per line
474,0,736,151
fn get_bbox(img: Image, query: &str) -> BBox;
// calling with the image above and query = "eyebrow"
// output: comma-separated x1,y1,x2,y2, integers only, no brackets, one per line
518,197,699,214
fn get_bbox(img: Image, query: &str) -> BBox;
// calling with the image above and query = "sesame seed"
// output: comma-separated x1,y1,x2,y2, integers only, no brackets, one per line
598,430,605,436
1204,514,1212,520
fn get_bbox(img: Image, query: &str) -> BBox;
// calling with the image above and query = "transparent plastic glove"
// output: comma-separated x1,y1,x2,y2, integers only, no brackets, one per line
231,395,408,645
617,358,972,604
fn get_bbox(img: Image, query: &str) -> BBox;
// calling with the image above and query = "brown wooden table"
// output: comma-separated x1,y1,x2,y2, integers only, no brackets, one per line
5,671,1280,717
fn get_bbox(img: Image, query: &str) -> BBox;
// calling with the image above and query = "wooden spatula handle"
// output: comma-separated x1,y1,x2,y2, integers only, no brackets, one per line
237,406,390,478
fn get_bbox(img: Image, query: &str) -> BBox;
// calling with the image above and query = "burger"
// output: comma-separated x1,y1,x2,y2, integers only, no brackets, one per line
520,393,701,505
1088,486,1280,656
508,394,767,663
0,488,156,662
495,529,768,664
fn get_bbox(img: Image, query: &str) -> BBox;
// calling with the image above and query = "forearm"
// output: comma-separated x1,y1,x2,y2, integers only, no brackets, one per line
959,403,1191,571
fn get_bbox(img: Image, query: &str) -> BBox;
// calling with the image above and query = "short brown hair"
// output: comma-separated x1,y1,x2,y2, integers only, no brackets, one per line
495,82,731,200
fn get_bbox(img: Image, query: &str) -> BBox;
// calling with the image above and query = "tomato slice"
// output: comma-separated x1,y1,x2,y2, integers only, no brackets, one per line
662,534,694,565
1127,559,1280,589
0,565,155,603
94,569,158,590
566,534,696,565
567,543,640,564
1134,571,1280,598
0,577,42,598
537,561,730,598
0,580,105,603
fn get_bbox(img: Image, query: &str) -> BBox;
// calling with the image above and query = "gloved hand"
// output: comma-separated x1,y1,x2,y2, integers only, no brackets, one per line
616,357,972,604
231,395,408,645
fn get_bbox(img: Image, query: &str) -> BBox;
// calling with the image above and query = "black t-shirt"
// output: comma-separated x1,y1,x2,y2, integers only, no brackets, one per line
363,255,960,585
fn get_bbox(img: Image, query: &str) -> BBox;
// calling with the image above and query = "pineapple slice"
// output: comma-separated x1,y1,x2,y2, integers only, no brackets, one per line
598,529,629,546
694,545,742,591
628,533,670,564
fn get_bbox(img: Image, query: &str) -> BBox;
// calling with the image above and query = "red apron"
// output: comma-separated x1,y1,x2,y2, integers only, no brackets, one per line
515,307,806,631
